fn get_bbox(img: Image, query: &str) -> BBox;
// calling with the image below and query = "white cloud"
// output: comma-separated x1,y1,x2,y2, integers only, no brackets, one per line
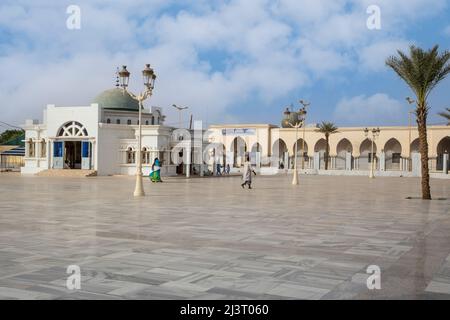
358,39,411,72
334,93,405,126
0,0,447,128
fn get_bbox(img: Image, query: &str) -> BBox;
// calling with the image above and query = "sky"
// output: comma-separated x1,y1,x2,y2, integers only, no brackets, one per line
0,0,449,132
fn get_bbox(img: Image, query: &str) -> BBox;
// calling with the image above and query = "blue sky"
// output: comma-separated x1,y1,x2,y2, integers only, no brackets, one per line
0,0,449,131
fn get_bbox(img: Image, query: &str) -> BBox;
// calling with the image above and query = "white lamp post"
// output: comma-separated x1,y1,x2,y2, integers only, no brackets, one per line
299,100,310,170
118,64,156,197
364,127,380,179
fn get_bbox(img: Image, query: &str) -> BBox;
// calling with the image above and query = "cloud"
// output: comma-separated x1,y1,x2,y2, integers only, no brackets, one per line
334,93,405,126
0,0,447,128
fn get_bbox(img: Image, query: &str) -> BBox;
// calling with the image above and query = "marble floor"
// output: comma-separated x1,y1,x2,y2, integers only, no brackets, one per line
0,173,449,300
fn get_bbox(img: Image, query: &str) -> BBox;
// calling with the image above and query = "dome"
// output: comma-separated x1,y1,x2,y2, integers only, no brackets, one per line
92,88,139,111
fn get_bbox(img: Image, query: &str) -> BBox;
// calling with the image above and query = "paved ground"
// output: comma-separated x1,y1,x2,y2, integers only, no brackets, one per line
0,173,449,300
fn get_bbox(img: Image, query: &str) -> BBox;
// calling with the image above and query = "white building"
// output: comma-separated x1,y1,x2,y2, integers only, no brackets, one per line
21,88,179,176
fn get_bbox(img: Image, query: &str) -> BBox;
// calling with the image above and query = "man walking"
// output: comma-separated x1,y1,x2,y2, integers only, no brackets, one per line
241,155,256,189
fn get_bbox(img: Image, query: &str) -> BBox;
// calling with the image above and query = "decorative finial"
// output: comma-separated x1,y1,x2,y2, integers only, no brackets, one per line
115,67,120,88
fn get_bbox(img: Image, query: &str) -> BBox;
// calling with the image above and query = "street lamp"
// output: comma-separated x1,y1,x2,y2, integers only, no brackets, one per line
288,115,303,185
299,100,310,170
118,64,156,197
406,97,416,172
364,127,380,179
172,104,189,129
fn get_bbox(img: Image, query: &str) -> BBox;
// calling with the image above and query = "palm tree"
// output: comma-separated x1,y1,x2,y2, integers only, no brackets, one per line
438,108,450,125
386,45,450,200
316,122,338,170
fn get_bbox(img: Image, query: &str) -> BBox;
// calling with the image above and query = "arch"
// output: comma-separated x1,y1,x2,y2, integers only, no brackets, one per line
411,138,420,153
142,147,150,164
230,137,247,167
436,136,450,171
336,138,353,170
314,139,328,170
251,142,262,153
359,138,377,170
272,139,288,169
384,138,402,171
126,147,135,164
57,121,88,137
292,138,309,169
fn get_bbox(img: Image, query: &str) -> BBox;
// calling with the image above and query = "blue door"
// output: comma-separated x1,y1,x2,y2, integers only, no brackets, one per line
81,141,91,170
53,141,64,169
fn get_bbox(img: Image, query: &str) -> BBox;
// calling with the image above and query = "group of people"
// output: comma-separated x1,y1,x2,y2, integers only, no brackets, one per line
216,163,231,176
148,156,257,189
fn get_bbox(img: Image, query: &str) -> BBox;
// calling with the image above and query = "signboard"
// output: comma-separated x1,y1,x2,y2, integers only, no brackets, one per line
221,128,255,136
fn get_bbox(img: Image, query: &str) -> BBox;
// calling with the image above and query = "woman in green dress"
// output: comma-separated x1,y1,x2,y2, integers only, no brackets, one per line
150,158,163,182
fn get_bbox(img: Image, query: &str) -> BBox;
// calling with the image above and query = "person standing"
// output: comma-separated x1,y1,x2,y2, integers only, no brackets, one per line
241,156,256,189
150,157,163,182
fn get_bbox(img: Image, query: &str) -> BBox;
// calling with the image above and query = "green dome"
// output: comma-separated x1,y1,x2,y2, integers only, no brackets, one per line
93,88,139,111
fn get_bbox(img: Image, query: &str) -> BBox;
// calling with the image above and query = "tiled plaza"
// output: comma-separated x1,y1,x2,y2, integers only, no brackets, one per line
0,173,449,300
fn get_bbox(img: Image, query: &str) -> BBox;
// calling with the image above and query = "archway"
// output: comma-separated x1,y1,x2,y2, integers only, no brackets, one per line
314,139,328,170
231,137,247,167
251,143,262,167
54,121,91,170
436,137,450,171
336,138,353,170
359,138,377,170
272,139,288,169
292,139,308,169
384,138,402,171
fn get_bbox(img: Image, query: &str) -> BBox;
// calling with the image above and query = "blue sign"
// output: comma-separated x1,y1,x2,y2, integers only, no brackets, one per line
221,128,255,136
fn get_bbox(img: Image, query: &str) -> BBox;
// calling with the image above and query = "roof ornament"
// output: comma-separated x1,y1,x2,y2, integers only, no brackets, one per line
115,67,120,88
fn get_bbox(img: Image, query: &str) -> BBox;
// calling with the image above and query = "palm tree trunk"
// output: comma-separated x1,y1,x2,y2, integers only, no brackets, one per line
325,135,329,170
417,105,431,200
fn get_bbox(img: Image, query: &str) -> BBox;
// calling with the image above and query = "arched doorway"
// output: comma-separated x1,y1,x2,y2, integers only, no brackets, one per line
251,143,262,167
436,137,450,171
231,137,247,167
336,138,353,170
204,143,226,175
53,121,91,170
292,139,308,169
360,138,377,170
314,139,328,170
384,138,402,171
272,139,288,169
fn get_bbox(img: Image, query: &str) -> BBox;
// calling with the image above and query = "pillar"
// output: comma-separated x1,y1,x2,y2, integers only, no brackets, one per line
380,152,385,171
443,154,449,174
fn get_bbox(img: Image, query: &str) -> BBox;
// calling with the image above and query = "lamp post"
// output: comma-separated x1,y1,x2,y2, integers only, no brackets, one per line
299,100,310,170
289,119,303,185
172,104,189,129
118,64,156,197
364,127,380,179
406,97,416,172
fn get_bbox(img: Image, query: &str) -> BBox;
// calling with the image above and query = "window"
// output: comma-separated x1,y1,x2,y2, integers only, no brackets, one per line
126,147,135,164
127,119,132,125
57,121,88,137
142,148,150,164
151,116,155,125
145,120,149,125
106,118,111,124
41,140,46,158
392,153,401,164
116,119,120,124
28,139,35,157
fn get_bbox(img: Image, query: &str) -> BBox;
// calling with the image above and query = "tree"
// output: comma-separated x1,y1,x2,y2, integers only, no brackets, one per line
0,129,24,145
438,108,450,125
315,122,338,170
386,45,450,200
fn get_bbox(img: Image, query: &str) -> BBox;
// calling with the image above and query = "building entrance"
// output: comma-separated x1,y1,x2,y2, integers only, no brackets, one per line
64,141,82,169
